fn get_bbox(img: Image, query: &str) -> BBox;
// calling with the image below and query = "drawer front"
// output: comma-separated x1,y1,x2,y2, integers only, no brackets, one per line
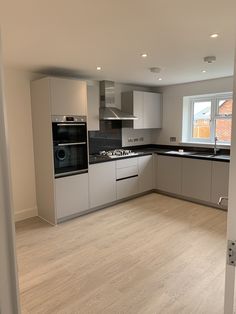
116,157,138,169
116,176,139,200
116,165,138,180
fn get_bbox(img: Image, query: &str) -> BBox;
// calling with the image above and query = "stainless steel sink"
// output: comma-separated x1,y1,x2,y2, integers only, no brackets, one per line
165,151,194,156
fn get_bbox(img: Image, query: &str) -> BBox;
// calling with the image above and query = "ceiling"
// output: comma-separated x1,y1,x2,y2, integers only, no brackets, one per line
0,0,236,86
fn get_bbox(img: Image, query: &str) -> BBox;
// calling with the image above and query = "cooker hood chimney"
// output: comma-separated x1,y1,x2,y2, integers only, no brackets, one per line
99,81,138,120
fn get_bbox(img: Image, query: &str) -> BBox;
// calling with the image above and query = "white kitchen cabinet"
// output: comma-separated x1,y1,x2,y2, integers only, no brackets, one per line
89,161,116,208
117,176,139,199
182,158,212,202
87,81,100,131
116,157,139,200
143,92,162,129
50,77,87,116
211,161,229,206
138,155,153,193
156,155,182,195
121,91,162,129
55,173,89,220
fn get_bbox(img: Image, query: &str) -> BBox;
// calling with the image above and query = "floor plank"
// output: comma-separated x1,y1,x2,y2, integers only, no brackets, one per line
15,193,227,314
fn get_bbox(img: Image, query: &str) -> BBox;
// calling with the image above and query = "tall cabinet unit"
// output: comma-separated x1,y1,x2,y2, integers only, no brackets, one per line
121,91,162,129
31,77,88,224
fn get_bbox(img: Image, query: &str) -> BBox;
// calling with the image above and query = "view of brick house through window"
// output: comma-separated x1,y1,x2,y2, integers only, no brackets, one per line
193,98,233,143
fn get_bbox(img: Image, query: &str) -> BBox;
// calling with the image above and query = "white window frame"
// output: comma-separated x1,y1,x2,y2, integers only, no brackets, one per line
187,92,233,144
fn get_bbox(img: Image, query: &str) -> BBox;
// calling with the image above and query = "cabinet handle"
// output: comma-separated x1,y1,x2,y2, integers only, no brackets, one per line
218,196,228,206
57,142,86,146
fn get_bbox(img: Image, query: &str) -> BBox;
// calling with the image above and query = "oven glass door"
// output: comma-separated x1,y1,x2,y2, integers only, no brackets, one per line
52,122,87,144
53,143,88,178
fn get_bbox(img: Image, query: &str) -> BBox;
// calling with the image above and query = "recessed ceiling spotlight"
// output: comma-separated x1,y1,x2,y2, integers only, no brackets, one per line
141,53,148,58
158,78,163,81
96,66,102,71
210,33,219,38
202,70,207,73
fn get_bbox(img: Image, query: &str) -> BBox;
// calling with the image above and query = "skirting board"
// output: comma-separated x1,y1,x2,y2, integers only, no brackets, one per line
14,207,38,222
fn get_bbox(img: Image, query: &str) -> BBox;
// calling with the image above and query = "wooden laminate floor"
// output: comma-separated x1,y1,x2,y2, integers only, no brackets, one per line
16,193,227,314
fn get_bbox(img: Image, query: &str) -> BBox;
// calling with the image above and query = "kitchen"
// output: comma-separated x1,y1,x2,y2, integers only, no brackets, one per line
0,1,236,313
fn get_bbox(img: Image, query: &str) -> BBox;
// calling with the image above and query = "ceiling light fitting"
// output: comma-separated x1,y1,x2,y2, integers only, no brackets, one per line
141,53,148,58
210,33,219,38
150,67,161,74
204,56,216,64
96,66,102,71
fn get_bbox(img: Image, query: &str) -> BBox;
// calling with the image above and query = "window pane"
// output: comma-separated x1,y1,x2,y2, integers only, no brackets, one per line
216,118,232,142
192,101,211,139
218,99,233,115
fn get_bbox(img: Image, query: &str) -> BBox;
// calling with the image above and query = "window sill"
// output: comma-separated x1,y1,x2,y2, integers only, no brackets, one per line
180,141,230,149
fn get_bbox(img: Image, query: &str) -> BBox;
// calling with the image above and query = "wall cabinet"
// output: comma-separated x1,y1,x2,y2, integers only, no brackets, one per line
156,155,182,195
55,173,89,220
87,81,100,131
50,77,87,116
121,91,162,129
211,161,229,206
89,161,116,208
138,155,153,193
182,159,212,202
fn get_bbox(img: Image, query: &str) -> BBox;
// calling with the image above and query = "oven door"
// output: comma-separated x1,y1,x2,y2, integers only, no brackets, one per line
52,122,87,145
53,143,88,178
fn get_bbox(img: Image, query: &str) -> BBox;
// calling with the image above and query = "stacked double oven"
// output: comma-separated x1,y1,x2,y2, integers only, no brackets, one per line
52,116,88,178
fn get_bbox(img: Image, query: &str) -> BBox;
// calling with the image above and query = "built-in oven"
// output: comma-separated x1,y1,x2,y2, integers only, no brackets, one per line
52,115,88,178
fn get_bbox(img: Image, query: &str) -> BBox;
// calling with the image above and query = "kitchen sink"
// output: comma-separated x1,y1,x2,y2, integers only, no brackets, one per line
165,151,194,155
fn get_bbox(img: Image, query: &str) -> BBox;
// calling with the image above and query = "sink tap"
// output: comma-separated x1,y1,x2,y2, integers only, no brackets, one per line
214,136,219,155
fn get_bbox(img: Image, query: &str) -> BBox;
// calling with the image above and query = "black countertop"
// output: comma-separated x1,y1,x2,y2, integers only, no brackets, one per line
89,145,230,164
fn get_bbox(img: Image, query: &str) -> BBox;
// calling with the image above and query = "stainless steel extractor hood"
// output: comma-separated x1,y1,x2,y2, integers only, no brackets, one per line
99,81,138,120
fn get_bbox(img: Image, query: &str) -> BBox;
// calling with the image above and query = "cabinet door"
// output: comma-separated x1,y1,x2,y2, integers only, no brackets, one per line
50,77,87,116
89,161,116,208
157,155,182,194
143,92,162,129
117,176,139,200
87,81,100,131
182,158,211,202
138,155,153,193
133,91,144,129
55,173,89,220
211,161,229,206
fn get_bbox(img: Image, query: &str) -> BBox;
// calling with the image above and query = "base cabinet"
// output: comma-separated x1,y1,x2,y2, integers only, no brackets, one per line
182,159,212,202
156,155,182,195
211,161,229,206
138,155,153,193
89,161,116,208
55,173,89,220
117,177,139,200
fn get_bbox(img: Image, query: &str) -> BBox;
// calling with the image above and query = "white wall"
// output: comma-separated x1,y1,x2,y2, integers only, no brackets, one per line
4,68,38,221
152,76,234,145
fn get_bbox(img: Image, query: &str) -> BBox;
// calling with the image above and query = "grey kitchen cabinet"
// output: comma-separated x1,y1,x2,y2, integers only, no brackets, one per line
89,161,116,208
116,157,139,200
138,155,154,193
50,77,87,116
156,155,182,195
182,158,212,202
55,173,89,220
211,161,229,206
121,91,162,129
87,80,100,131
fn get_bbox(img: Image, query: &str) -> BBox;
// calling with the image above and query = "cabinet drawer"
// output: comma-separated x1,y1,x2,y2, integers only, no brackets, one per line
116,166,138,180
116,176,139,200
116,157,138,169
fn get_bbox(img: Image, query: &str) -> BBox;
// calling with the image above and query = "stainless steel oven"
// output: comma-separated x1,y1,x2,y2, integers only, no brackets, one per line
52,115,88,178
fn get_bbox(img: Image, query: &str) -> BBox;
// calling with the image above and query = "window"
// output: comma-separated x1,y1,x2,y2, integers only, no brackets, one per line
183,92,233,144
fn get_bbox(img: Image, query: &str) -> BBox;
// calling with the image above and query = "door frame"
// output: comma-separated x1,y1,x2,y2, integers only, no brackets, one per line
224,50,236,313
0,33,20,313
